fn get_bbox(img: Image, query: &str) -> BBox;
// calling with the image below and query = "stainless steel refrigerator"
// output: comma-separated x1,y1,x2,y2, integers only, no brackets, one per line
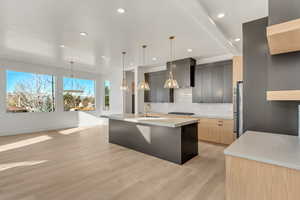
234,81,244,138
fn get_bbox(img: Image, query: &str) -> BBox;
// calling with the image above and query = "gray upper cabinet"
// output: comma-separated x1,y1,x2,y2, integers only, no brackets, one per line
167,58,196,88
192,67,204,103
211,65,224,103
144,71,174,103
192,60,233,103
223,63,233,103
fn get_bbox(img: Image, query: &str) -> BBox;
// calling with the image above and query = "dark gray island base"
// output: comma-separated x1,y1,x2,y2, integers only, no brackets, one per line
107,115,198,165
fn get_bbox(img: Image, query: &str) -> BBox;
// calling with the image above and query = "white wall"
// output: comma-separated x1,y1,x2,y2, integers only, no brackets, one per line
100,68,123,115
0,59,116,136
124,71,134,113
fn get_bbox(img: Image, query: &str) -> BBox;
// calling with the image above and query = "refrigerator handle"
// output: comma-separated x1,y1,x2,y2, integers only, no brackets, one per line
236,81,243,138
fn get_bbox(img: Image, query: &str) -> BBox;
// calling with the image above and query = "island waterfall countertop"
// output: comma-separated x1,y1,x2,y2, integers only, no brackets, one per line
224,131,300,170
102,114,199,128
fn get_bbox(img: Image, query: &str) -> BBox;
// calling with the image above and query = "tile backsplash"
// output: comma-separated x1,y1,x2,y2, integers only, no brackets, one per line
148,88,233,117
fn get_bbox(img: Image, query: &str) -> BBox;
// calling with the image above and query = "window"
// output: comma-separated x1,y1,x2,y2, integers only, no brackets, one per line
104,80,110,110
6,70,55,113
63,77,95,111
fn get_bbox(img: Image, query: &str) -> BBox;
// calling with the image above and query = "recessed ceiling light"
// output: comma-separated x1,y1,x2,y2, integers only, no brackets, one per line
187,49,193,52
234,38,241,42
80,32,88,36
117,8,126,14
152,57,157,61
60,45,65,48
217,13,225,18
209,17,216,25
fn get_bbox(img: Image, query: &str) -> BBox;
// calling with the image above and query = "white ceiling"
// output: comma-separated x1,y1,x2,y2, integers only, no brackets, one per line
0,0,268,74
199,0,268,51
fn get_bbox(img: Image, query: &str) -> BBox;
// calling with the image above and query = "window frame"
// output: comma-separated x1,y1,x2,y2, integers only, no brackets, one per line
103,80,111,111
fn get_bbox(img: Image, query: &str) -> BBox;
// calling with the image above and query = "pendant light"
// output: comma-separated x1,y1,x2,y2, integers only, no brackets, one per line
64,61,84,93
120,51,129,91
164,36,179,89
138,45,150,91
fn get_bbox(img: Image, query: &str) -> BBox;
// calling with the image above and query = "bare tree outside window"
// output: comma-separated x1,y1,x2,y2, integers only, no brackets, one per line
6,70,55,113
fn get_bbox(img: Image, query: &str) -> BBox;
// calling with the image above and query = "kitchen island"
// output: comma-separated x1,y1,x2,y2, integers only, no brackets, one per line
103,114,199,164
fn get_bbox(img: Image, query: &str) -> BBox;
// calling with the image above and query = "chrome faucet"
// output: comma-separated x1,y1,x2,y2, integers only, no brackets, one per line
144,103,151,116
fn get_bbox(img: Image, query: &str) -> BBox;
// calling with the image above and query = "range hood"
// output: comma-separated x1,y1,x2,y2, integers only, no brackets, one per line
166,58,196,88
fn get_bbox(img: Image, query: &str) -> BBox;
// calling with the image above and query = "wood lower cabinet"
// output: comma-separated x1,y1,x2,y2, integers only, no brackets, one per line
219,120,235,144
226,155,300,200
198,119,217,142
198,118,235,145
147,113,235,145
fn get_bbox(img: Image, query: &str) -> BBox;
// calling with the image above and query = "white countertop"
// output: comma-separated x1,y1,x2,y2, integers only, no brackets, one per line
102,114,198,128
146,112,233,120
192,114,233,120
224,131,300,170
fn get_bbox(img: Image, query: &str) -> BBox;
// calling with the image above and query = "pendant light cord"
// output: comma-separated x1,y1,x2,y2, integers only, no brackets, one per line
122,52,126,80
142,45,147,65
169,36,175,75
70,61,74,78
70,61,74,90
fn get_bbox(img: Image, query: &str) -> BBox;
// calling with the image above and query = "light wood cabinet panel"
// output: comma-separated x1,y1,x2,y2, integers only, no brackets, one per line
198,119,218,142
267,18,300,55
198,122,210,141
147,113,235,145
266,90,300,101
226,155,300,200
219,120,235,145
233,56,243,85
198,119,235,145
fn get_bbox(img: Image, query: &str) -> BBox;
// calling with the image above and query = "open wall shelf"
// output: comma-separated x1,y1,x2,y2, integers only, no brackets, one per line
267,18,300,55
267,90,300,101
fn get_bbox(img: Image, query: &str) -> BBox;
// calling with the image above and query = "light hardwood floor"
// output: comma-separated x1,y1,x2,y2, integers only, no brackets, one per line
0,126,226,200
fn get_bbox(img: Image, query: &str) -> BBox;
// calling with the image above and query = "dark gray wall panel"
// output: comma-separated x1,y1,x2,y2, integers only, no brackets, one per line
268,52,300,90
243,18,269,133
243,17,299,136
269,0,300,25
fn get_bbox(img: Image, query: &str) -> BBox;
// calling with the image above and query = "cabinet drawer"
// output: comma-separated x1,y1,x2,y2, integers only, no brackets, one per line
198,118,235,145
198,119,219,142
198,118,218,124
